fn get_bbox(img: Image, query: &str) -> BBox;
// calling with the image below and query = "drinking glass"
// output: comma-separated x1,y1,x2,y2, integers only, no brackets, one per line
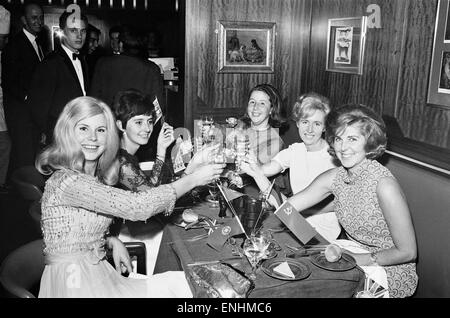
242,233,271,280
206,182,219,208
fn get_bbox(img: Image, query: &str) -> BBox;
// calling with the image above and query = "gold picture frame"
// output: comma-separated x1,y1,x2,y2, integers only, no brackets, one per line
217,20,276,73
326,16,367,75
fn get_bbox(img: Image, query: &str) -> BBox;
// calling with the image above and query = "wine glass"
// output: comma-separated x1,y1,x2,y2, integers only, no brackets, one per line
206,182,219,208
242,233,271,280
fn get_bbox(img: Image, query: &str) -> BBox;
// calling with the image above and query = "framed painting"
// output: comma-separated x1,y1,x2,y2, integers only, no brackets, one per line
217,21,276,73
428,0,450,108
326,16,368,75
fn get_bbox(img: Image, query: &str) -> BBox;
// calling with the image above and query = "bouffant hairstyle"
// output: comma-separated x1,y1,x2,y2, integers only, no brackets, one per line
326,104,387,159
242,83,285,128
291,92,331,122
112,89,155,131
35,96,119,185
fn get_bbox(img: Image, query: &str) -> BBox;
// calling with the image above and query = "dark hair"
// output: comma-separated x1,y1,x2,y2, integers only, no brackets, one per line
119,25,145,57
326,104,387,159
113,89,155,129
59,10,88,30
242,83,285,128
22,3,42,17
88,24,100,37
109,25,122,37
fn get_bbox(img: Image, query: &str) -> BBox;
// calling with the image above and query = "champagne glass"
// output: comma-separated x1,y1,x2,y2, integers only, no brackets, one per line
242,233,271,280
206,182,219,208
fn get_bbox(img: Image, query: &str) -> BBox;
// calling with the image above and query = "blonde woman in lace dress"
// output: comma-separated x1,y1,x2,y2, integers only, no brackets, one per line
286,104,417,298
35,96,225,297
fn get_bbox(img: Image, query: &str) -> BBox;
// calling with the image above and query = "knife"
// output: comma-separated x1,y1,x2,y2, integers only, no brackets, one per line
187,256,243,266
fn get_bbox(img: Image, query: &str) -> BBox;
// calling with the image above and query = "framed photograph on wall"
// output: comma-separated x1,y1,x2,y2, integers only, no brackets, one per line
428,0,450,108
217,21,276,73
326,16,367,75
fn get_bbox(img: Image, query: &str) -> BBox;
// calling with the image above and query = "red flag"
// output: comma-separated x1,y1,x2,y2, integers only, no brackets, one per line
206,217,244,251
274,201,318,244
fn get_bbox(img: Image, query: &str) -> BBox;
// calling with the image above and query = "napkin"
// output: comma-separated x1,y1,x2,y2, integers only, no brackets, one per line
332,239,389,298
273,261,295,279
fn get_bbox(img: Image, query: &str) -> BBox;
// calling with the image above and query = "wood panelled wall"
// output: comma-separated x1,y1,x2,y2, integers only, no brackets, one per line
185,0,450,151
184,0,311,131
305,0,449,149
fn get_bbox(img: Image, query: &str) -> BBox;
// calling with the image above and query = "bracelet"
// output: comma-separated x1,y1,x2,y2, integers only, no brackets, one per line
370,251,379,266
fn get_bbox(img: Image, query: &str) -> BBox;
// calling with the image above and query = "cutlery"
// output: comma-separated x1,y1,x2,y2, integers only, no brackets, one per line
187,257,243,266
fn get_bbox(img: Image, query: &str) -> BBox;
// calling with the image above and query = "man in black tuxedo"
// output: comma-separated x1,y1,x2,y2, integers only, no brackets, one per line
27,10,89,144
1,3,44,169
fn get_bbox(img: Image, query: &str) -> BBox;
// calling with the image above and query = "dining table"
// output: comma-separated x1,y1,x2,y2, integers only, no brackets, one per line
153,190,365,298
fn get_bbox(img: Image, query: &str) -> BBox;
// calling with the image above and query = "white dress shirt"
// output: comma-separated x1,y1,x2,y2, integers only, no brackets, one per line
23,28,43,61
61,44,86,96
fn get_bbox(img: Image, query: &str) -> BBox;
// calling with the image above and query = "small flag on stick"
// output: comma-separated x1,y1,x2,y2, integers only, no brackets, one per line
274,200,318,244
206,217,244,251
216,182,248,239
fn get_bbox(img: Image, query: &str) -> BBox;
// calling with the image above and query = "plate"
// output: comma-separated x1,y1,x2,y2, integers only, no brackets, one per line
264,248,277,260
309,253,356,272
261,258,311,281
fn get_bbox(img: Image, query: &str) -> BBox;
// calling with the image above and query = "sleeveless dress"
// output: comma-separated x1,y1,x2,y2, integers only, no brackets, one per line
38,168,192,298
331,159,418,298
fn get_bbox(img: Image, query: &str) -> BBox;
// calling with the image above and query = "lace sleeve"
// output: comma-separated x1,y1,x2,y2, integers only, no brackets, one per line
146,158,164,187
58,171,176,221
120,160,153,191
118,154,163,191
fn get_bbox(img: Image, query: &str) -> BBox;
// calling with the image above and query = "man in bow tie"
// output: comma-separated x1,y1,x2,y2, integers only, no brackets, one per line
27,9,89,145
2,3,45,171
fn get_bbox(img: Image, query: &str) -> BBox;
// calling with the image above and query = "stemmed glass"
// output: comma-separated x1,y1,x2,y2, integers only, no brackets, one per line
242,232,271,280
206,182,219,208
206,150,226,208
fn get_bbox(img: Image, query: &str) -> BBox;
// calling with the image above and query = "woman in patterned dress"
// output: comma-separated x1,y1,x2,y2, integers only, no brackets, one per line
287,104,418,297
35,96,225,297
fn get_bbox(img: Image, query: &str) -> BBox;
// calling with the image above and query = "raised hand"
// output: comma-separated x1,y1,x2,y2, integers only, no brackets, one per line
240,152,262,178
185,143,221,174
156,122,175,160
191,163,226,186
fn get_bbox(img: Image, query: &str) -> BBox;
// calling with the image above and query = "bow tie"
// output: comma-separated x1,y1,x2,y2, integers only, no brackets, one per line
72,53,80,60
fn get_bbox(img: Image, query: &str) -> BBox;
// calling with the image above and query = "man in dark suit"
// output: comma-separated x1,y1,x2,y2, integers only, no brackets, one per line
27,10,89,144
90,25,164,161
83,24,105,81
1,3,44,169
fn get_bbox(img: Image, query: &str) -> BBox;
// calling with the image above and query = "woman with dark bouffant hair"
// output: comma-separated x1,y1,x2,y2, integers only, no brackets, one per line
286,104,418,298
232,83,285,165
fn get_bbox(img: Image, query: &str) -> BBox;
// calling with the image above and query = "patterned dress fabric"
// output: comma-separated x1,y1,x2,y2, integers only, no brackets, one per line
118,148,164,191
331,159,418,298
38,168,192,297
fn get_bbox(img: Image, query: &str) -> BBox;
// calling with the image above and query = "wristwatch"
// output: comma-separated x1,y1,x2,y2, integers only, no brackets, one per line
370,251,379,266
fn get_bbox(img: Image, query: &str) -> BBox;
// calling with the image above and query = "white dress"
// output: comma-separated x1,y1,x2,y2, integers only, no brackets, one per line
272,142,341,242
38,169,192,298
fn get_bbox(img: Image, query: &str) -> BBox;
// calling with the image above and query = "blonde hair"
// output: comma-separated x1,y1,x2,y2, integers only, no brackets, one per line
292,92,331,122
36,96,120,185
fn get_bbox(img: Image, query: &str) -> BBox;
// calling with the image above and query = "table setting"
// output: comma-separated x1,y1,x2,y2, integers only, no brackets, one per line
154,179,365,298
